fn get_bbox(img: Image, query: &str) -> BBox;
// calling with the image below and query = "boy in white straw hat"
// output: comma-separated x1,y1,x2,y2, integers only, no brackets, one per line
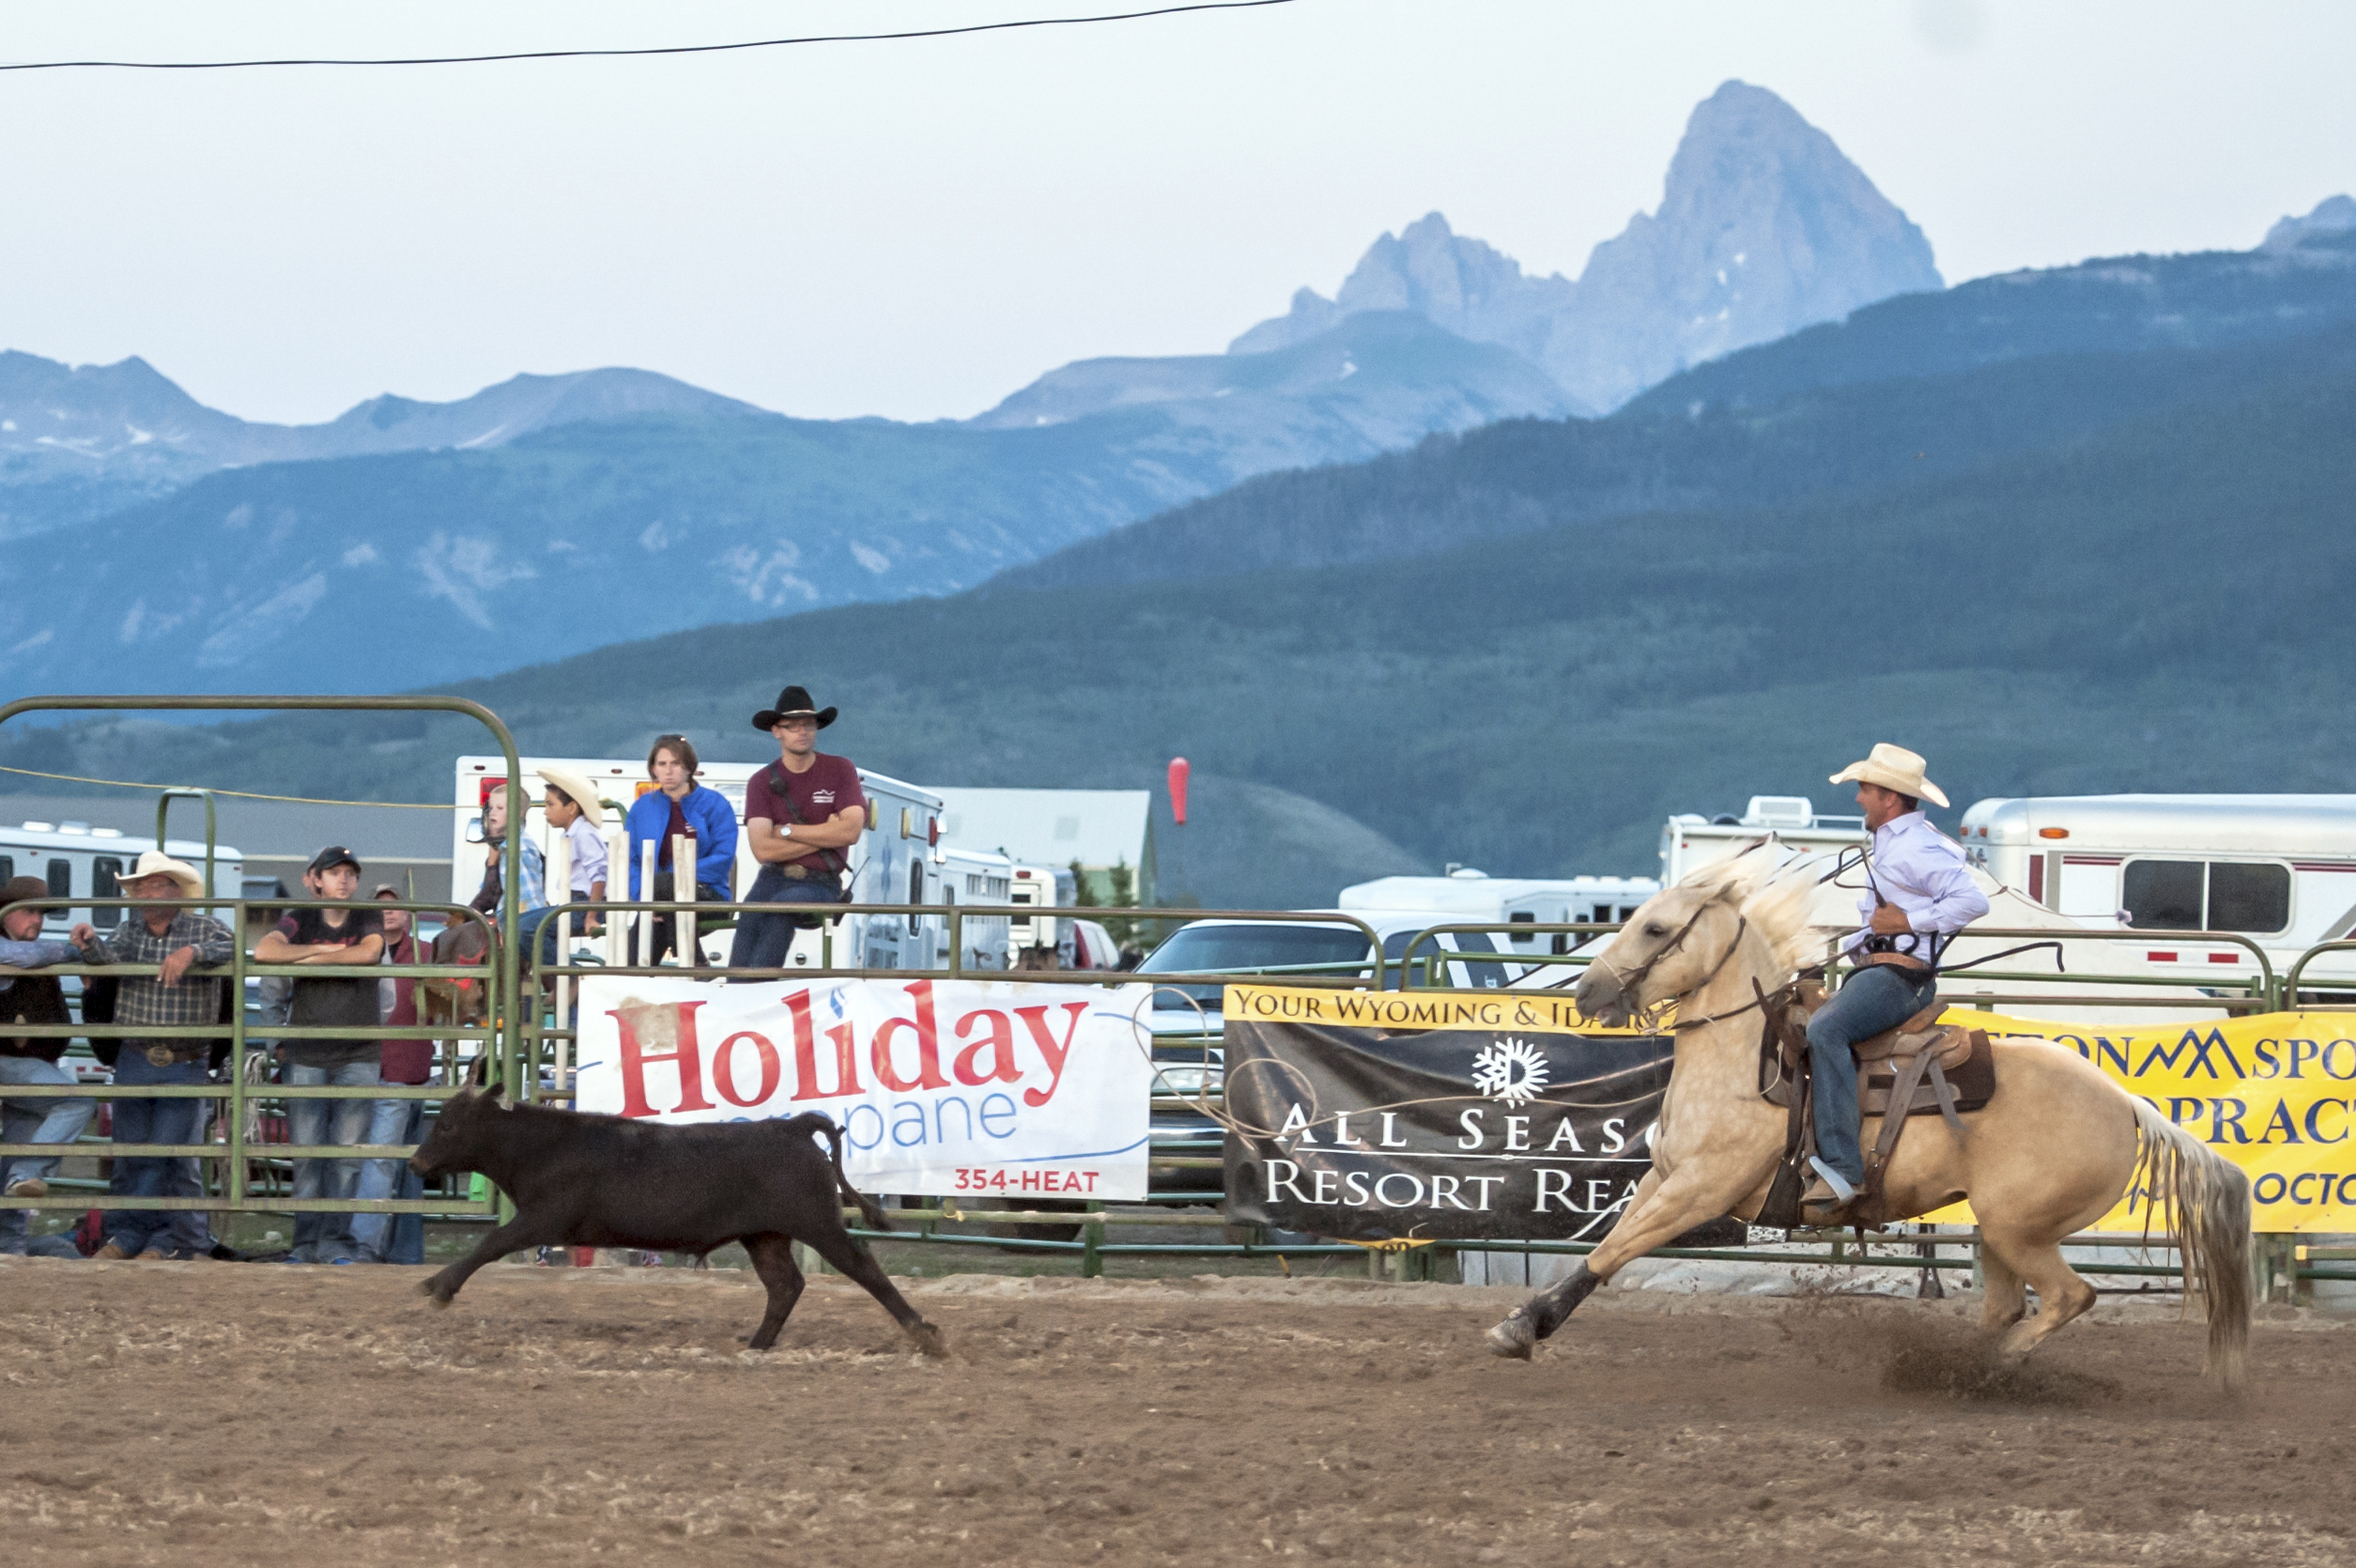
519,764,612,971
1801,744,1990,1224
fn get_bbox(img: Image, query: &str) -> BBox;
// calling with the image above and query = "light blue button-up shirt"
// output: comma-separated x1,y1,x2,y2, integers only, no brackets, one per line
1844,811,1990,960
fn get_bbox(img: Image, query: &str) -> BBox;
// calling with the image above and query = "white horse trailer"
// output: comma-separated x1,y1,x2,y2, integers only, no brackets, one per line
1658,795,1868,885
1958,793,2356,993
0,818,244,931
451,756,963,971
1340,869,1661,979
932,846,1013,972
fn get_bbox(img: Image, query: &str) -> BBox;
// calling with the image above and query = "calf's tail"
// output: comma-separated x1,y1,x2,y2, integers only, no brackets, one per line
794,1113,892,1232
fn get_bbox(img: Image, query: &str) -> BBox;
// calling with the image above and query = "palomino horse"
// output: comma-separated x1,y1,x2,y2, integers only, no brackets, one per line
1485,855,2251,1390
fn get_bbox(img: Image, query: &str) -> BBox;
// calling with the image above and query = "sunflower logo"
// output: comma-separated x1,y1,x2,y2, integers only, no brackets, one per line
1471,1038,1551,1108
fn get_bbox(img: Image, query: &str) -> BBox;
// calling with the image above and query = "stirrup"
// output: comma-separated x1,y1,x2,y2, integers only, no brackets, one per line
1800,1160,1857,1222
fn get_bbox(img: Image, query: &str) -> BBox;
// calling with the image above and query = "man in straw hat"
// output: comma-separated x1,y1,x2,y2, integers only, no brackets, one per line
731,685,867,972
1801,744,1990,1224
69,851,237,1259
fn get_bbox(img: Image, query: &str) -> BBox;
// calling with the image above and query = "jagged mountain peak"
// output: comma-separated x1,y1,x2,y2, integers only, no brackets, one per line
1227,81,1941,411
1561,79,1942,408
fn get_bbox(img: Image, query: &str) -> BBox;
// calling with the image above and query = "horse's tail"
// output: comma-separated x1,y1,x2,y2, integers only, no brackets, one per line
2130,1097,2250,1393
789,1112,892,1233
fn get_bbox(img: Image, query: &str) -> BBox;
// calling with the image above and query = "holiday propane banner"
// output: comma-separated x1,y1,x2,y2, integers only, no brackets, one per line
574,976,1157,1199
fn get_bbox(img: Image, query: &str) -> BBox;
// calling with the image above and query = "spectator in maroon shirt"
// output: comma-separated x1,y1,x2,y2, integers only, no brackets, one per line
351,885,428,1264
730,686,867,971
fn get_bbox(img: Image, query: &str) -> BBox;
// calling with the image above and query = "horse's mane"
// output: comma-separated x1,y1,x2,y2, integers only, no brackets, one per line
1674,845,1826,979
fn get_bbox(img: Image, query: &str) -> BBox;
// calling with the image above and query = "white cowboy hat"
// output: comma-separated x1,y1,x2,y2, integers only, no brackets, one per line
1828,743,1949,809
537,765,616,828
115,849,207,899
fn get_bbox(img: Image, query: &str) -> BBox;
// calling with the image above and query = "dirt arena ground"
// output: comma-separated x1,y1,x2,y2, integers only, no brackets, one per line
2,1255,2348,1567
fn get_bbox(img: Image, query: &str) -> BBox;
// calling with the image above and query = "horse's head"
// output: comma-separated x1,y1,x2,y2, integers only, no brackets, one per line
1574,853,1780,1027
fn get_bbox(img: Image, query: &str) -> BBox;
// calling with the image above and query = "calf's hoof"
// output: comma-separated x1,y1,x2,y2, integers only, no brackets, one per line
908,1322,949,1360
1486,1311,1537,1360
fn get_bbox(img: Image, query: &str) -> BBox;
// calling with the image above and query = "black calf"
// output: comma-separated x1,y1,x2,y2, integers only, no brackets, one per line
408,1087,943,1354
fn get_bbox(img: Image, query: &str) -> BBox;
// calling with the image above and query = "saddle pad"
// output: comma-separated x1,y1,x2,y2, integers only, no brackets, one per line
1861,1027,1994,1117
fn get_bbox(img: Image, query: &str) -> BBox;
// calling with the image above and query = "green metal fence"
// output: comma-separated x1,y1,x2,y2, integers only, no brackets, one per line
4,692,2351,1294
0,694,530,1233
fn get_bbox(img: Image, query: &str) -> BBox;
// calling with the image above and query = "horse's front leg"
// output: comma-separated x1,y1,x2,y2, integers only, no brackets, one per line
1485,1161,1765,1360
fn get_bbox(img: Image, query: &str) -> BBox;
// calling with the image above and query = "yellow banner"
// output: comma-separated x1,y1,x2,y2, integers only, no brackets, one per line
1221,984,1652,1037
1930,1009,2356,1234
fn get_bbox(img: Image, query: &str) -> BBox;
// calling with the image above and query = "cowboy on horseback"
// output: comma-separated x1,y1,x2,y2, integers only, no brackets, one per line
1801,744,1990,1224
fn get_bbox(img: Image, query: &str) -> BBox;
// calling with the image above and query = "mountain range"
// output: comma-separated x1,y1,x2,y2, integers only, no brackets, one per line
2,81,1953,696
14,207,2356,905
0,356,760,538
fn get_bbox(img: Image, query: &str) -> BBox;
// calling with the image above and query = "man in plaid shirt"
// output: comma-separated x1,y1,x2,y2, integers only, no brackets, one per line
71,852,235,1260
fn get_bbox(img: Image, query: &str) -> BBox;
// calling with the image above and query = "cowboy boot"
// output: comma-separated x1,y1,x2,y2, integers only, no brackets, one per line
1799,1160,1858,1226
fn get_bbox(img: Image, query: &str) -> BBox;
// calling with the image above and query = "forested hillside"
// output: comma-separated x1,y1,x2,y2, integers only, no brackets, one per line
12,329,2351,899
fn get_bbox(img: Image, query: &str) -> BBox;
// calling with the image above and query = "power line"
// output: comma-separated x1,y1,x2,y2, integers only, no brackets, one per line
1,762,445,809
0,0,1300,72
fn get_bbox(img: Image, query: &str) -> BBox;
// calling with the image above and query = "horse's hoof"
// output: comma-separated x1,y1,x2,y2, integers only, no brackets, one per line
909,1322,949,1360
1486,1314,1537,1360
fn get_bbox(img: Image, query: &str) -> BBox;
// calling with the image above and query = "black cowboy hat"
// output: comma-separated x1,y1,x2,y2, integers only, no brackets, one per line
751,685,837,731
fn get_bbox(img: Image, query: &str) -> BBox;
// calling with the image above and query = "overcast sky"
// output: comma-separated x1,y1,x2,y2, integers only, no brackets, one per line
5,0,2352,425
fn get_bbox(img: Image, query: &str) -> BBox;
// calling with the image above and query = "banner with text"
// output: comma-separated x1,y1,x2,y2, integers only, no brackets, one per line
1933,1008,2356,1234
575,976,1155,1199
1220,983,1672,1241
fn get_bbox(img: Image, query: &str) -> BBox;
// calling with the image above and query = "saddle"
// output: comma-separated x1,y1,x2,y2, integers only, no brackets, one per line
1753,983,1995,1229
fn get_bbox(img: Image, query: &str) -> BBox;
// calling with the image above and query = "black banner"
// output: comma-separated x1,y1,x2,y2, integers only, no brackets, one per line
1221,1008,1675,1241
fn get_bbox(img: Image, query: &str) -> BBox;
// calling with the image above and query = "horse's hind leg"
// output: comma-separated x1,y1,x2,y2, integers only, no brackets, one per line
1979,1245,2027,1337
742,1234,806,1350
1981,1228,2098,1360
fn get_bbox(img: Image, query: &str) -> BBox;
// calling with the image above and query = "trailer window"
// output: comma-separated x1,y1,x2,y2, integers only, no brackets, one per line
2208,862,2290,933
0,854,11,883
91,856,124,929
2122,859,2292,934
46,858,71,900
2122,861,2203,930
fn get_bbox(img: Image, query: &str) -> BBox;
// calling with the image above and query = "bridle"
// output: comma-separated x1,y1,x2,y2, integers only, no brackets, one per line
1586,900,1762,1031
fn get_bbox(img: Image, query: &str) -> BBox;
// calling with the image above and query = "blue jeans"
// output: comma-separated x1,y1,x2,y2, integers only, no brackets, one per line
632,877,729,967
2,1056,97,1253
728,865,842,970
1806,964,1939,1185
105,1055,215,1256
285,1060,380,1262
350,1098,428,1265
518,903,594,972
